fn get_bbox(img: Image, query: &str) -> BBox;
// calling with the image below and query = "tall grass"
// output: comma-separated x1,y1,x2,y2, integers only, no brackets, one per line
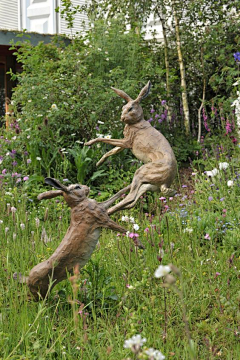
0,150,240,359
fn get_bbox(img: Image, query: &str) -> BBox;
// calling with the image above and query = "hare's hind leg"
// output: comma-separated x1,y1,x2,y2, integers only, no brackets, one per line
108,161,175,214
123,184,158,209
107,164,153,215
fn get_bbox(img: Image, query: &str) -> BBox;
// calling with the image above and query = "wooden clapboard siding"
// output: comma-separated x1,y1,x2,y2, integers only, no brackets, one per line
59,0,88,36
0,0,18,30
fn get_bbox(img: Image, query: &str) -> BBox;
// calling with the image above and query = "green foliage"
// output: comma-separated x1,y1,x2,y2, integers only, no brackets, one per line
6,18,165,184
0,142,240,359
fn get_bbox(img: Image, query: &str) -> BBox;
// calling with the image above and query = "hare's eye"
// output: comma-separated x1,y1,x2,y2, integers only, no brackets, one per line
128,106,133,112
75,185,81,190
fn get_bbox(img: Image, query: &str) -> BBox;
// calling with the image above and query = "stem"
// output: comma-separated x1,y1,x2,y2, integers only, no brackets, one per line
163,284,167,342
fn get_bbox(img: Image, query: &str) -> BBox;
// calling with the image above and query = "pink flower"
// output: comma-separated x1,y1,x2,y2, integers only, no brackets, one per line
159,197,166,201
128,232,139,238
23,176,29,181
204,233,211,240
225,118,232,134
144,227,149,232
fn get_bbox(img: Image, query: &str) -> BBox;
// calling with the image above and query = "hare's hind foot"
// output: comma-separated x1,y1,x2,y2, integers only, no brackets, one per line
160,184,176,197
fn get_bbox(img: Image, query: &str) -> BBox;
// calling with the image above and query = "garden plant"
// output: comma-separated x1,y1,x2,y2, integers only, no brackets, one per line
0,1,240,359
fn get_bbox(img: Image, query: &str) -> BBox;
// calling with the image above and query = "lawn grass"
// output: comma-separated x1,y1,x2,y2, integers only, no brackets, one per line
0,157,239,359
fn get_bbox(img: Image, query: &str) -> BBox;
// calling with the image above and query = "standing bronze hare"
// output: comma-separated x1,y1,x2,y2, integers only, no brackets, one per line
26,178,128,300
85,81,177,214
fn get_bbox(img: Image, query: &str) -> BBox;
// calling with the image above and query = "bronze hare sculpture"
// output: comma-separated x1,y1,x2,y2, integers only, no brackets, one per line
85,81,177,214
27,177,128,300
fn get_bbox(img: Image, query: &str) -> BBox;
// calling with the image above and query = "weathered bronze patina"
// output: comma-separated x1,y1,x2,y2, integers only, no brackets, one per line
85,81,177,214
27,178,128,299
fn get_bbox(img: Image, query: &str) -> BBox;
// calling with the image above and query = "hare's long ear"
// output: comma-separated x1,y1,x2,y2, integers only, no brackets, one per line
37,190,63,201
136,81,151,103
111,87,133,102
45,177,68,192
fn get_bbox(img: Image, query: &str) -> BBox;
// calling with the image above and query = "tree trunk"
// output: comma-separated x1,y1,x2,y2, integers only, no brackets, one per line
198,47,206,142
172,2,190,135
157,7,172,123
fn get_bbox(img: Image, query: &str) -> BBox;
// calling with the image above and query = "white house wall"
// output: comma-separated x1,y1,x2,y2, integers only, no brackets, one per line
0,0,88,36
20,0,59,34
0,0,18,30
59,0,88,36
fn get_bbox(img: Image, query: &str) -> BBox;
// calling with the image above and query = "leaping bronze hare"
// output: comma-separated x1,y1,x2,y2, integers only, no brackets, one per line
25,178,128,300
85,81,177,214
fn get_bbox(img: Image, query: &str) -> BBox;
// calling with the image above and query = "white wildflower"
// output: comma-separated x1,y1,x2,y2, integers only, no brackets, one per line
20,223,25,230
129,216,135,223
0,220,3,224
133,223,139,231
145,348,165,360
97,120,104,124
219,162,229,170
96,133,104,138
35,217,40,228
36,157,41,161
123,334,147,353
41,228,52,244
205,168,219,177
104,134,112,139
227,180,234,187
121,215,129,222
51,104,58,110
184,227,193,234
154,265,171,278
